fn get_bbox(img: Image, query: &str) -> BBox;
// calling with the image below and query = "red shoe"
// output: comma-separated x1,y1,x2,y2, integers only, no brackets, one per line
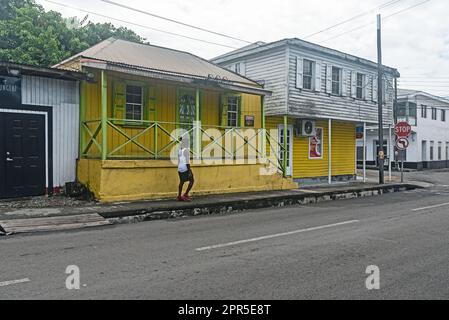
177,196,184,202
182,195,192,202
182,194,193,201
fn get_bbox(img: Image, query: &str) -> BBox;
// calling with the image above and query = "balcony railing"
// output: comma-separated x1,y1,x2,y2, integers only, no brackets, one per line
80,119,286,174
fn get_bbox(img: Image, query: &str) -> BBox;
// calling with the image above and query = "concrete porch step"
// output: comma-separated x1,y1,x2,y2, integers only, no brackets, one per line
0,213,111,235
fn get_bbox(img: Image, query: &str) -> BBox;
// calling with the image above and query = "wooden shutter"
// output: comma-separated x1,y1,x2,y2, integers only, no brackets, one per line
326,65,332,93
342,70,348,96
113,81,126,123
373,76,378,102
220,94,228,127
351,71,357,98
315,62,322,92
296,57,303,89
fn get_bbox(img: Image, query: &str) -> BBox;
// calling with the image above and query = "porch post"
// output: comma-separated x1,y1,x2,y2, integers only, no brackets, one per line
101,70,108,160
328,119,332,184
195,88,201,161
283,115,288,177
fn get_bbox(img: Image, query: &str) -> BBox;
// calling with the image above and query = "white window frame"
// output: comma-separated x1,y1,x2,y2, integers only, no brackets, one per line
356,73,365,100
227,96,239,127
302,59,315,91
331,66,342,95
125,84,143,121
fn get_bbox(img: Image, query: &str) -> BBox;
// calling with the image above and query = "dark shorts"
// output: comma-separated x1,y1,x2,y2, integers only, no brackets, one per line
179,170,194,183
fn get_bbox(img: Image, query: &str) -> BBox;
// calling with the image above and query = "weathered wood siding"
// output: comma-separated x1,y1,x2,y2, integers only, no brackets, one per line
288,45,394,125
219,47,288,116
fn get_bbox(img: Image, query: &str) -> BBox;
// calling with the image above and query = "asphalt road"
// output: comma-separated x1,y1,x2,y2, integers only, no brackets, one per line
1,172,449,299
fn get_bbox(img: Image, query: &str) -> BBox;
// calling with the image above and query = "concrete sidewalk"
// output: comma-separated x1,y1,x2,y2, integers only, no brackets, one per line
0,181,424,235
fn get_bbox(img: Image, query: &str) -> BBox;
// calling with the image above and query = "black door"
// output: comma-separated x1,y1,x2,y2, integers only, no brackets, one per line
0,112,46,198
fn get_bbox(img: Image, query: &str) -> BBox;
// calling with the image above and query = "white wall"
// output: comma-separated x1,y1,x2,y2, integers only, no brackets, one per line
21,75,80,188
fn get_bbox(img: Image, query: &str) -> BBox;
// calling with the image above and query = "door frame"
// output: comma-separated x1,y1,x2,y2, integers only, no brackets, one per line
278,124,293,176
0,105,53,196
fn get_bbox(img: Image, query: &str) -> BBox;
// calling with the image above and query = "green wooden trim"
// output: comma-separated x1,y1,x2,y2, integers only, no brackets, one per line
101,70,108,160
195,88,201,158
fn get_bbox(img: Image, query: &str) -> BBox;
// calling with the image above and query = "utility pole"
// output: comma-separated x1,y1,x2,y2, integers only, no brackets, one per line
377,14,385,184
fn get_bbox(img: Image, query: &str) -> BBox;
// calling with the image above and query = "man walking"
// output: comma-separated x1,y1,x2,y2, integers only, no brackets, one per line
177,136,194,201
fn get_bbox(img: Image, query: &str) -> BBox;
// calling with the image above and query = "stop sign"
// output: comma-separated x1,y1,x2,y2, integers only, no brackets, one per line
395,122,412,138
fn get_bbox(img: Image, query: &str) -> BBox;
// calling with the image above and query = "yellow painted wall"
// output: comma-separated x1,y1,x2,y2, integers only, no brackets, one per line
266,116,356,179
77,159,297,202
81,69,263,159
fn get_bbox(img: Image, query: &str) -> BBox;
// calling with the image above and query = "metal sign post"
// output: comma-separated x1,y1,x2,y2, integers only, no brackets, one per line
394,124,411,184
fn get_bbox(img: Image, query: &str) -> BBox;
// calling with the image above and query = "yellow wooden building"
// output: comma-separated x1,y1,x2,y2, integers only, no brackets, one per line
55,38,296,201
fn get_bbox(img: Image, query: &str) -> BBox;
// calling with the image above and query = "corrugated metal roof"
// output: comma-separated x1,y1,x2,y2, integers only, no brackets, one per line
56,38,259,87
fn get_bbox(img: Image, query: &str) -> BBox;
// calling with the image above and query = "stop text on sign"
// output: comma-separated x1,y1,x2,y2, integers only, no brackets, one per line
394,122,412,138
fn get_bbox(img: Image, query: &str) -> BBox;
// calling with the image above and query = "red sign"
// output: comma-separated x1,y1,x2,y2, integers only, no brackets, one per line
395,122,412,138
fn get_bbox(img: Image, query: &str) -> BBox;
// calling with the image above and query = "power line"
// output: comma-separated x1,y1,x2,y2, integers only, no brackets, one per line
303,0,406,40
41,0,239,49
101,0,252,44
319,0,432,43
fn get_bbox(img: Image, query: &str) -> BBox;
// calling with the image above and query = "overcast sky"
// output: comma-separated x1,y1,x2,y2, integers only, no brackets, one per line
37,0,448,96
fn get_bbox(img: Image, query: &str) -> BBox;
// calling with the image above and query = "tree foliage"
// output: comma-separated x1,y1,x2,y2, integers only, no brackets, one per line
0,0,146,66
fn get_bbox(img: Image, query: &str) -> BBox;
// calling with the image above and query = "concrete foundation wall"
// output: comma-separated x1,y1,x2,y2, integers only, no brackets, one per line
77,159,298,202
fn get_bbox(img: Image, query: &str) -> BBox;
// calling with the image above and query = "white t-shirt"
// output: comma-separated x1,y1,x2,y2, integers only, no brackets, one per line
178,148,189,173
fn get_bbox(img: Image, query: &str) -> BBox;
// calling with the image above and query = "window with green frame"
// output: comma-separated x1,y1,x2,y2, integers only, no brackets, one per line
112,80,155,125
220,94,241,127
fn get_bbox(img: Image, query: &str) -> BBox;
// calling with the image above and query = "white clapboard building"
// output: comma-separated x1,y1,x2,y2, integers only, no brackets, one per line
0,62,87,198
361,89,449,170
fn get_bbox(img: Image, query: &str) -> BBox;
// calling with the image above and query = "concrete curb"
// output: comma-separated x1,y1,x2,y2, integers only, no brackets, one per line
103,183,421,225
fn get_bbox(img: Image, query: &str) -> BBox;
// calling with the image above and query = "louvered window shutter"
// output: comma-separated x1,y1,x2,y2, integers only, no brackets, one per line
113,81,126,123
220,94,228,127
373,76,378,102
342,70,348,96
315,62,322,92
326,65,332,93
296,57,303,89
351,71,357,98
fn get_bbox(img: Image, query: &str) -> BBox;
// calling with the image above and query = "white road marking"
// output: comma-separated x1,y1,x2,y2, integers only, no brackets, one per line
412,202,449,212
0,278,30,287
196,220,359,251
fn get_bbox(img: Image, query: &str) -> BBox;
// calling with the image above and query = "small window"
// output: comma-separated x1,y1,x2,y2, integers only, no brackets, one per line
332,67,341,95
421,105,427,118
442,110,446,122
227,96,239,127
126,85,143,120
356,73,364,99
432,107,437,120
438,142,442,160
408,102,417,126
303,59,314,90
